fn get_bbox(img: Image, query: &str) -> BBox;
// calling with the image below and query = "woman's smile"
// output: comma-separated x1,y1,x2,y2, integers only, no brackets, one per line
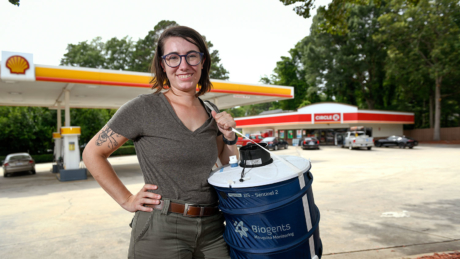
177,73,193,80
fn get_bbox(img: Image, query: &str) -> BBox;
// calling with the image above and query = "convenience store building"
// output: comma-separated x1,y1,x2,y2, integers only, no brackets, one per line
234,102,415,145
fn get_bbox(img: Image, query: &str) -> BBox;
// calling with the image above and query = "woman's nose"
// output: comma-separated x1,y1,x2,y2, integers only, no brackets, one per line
178,56,190,70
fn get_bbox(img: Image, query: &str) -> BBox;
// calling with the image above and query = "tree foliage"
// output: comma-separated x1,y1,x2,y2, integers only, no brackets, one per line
0,107,119,156
9,0,19,6
261,42,317,110
259,0,459,133
375,0,460,139
61,37,107,68
280,0,383,34
0,107,55,156
302,3,391,110
60,20,229,79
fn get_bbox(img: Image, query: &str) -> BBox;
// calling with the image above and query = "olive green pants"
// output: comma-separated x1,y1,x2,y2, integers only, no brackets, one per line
128,201,230,259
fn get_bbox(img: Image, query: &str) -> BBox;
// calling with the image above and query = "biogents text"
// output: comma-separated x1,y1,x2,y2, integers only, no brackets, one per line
252,224,291,235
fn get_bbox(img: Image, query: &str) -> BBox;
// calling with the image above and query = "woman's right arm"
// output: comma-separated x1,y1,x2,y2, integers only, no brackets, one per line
83,125,160,213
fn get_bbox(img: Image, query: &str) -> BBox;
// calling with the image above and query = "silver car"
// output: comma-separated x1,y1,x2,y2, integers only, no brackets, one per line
2,153,36,177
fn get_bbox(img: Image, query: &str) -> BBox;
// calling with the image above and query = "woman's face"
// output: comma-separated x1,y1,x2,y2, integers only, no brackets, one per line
161,37,204,94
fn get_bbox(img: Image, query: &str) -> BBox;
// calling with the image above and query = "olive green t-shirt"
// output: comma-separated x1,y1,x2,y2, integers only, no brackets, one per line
107,92,221,205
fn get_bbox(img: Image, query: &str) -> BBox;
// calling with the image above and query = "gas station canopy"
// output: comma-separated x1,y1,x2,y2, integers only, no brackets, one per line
0,51,294,110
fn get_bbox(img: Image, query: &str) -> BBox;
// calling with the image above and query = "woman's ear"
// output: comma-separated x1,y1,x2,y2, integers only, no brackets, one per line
160,61,165,72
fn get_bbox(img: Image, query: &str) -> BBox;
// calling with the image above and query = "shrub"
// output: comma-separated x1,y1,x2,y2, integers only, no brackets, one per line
0,154,54,163
32,154,55,163
111,146,136,157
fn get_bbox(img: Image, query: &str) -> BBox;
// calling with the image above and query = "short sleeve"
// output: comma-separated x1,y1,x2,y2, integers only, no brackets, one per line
106,96,145,140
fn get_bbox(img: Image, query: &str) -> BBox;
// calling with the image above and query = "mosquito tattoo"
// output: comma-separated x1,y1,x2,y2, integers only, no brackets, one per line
96,127,119,149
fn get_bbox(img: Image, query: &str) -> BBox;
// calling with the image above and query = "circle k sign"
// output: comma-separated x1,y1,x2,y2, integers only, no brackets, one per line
314,113,341,123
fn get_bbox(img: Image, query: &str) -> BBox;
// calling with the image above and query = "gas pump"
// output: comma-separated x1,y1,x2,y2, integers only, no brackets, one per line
57,126,87,181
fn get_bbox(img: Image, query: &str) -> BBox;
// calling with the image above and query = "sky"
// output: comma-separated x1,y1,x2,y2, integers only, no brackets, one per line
0,0,331,85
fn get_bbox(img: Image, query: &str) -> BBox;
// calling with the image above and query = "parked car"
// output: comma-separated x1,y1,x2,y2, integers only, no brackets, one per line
260,137,289,151
302,137,320,150
374,136,419,149
342,126,374,150
2,153,36,177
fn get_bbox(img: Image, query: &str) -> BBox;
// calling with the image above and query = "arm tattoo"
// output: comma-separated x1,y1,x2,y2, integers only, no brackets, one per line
96,126,120,149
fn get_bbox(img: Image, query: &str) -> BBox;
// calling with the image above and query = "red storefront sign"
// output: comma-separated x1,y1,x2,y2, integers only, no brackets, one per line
314,113,341,123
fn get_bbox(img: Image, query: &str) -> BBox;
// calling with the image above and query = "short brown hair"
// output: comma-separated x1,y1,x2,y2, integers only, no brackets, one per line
150,26,212,97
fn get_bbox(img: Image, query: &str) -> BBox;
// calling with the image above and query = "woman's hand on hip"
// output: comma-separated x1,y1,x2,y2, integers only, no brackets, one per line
211,110,236,140
121,184,161,213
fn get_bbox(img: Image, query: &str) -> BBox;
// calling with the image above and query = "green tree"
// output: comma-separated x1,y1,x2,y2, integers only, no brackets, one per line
262,43,314,110
222,107,247,118
376,0,460,140
60,37,106,68
105,36,135,70
300,26,359,105
301,3,392,110
0,107,55,156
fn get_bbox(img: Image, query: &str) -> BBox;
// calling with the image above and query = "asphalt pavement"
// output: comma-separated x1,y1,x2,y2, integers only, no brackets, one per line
0,144,459,259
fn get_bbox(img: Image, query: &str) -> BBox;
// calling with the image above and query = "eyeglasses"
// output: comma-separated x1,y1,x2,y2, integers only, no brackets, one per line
162,51,204,68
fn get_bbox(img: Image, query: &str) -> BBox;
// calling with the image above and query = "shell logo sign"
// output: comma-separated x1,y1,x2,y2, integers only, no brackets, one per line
314,113,341,123
1,51,35,81
6,55,30,74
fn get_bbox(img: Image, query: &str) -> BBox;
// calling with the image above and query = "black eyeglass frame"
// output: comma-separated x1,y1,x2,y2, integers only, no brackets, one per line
161,51,204,68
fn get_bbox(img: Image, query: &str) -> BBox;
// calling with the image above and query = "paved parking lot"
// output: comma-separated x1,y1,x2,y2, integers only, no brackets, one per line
1,144,459,259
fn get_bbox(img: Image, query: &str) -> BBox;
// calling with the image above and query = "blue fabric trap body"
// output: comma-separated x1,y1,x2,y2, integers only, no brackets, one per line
208,156,322,259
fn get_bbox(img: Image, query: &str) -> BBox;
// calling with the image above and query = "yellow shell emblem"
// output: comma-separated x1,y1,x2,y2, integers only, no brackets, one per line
6,55,30,74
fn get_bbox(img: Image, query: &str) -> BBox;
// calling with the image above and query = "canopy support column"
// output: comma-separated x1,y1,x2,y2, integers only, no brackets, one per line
52,102,63,171
57,102,61,132
65,90,70,126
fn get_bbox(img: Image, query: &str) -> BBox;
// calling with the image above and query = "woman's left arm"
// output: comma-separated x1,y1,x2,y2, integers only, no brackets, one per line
212,111,239,164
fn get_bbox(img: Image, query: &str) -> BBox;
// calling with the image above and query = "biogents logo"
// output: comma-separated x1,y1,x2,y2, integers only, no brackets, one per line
252,224,291,235
234,221,292,238
315,113,340,122
234,221,249,238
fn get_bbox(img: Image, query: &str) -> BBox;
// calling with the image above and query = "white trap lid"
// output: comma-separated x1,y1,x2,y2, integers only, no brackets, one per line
208,155,311,188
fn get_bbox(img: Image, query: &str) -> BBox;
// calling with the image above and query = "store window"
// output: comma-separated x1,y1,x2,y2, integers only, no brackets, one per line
287,130,294,139
306,129,319,139
279,130,285,139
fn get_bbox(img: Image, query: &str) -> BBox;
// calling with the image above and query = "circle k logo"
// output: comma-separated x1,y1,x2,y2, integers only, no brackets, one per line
315,113,340,121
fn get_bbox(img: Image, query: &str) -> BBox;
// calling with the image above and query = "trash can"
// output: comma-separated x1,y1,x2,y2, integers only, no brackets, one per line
208,145,322,259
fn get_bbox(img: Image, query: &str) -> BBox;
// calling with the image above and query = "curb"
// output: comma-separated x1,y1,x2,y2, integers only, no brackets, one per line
396,251,460,259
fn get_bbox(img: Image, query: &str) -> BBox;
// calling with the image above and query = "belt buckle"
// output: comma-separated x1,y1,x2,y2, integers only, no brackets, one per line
183,203,199,217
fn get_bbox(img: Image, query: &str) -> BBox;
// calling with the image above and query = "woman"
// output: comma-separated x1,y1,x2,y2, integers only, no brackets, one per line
83,26,238,259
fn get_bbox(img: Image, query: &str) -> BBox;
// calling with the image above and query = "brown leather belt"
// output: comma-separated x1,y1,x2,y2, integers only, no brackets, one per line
144,201,219,217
